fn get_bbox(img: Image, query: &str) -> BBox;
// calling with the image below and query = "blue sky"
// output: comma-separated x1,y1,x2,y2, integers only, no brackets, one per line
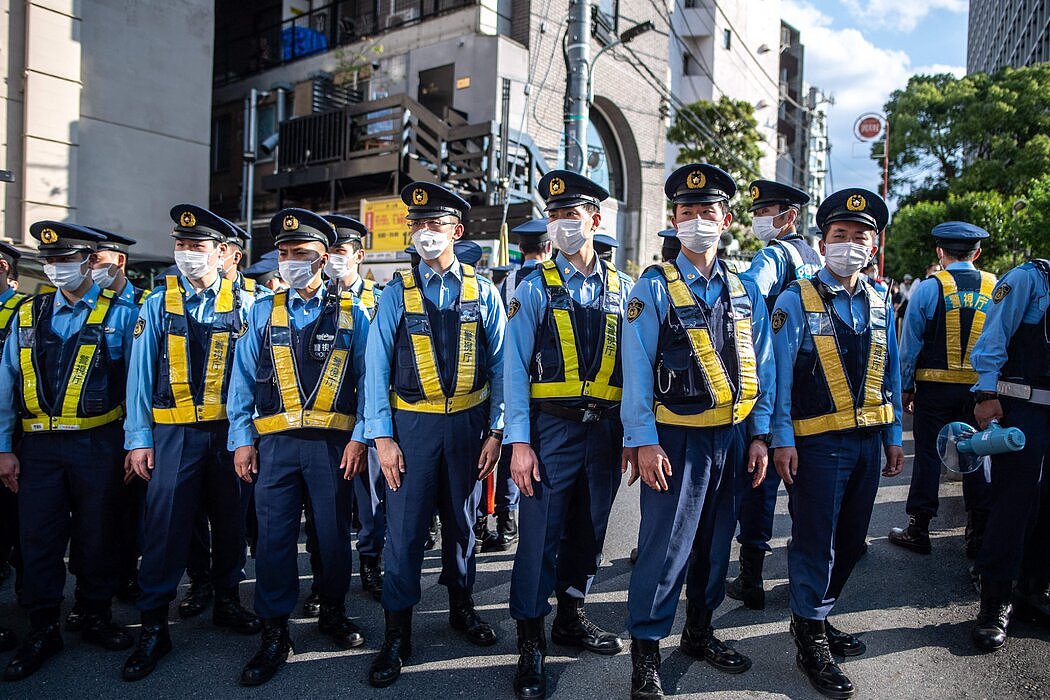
782,0,970,202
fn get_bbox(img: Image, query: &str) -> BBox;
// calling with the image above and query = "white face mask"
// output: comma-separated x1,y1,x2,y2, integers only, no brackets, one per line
174,250,215,280
324,253,352,280
752,215,782,243
824,242,872,277
278,258,320,289
90,265,117,289
412,229,450,261
675,217,722,253
547,219,587,255
44,259,88,290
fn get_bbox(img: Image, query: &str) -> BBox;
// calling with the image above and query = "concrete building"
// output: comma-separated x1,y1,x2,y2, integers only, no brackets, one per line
667,0,782,178
968,0,1050,74
0,0,214,258
211,0,671,277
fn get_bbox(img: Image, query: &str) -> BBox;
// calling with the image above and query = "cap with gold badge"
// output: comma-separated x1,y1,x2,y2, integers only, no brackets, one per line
747,179,810,212
29,221,106,257
400,182,471,221
323,214,369,245
665,163,736,205
87,227,137,254
815,187,889,233
270,208,337,247
169,204,236,242
537,169,609,212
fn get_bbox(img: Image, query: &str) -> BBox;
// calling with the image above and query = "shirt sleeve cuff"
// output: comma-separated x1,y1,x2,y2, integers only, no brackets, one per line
623,424,659,448
364,419,393,440
504,423,530,445
975,374,999,392
883,426,903,447
351,421,366,443
228,429,255,452
0,438,12,453
124,429,154,450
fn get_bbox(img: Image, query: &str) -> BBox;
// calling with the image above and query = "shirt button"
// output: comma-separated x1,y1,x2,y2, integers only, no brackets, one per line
564,267,571,274
687,273,696,280
425,273,431,280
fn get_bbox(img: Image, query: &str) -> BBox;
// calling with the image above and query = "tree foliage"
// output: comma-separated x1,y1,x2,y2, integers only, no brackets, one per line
882,65,1050,277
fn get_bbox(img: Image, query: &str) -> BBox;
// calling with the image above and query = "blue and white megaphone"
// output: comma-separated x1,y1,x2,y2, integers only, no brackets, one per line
937,420,1026,474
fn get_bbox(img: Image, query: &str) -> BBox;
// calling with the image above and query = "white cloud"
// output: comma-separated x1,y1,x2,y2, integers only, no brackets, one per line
844,0,968,33
912,63,967,79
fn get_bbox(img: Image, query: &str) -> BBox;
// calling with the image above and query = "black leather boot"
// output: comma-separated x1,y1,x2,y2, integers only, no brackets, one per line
177,578,213,618
550,594,622,655
369,608,412,688
514,618,546,700
302,590,322,617
360,555,383,601
679,602,750,673
887,513,932,554
630,638,663,699
1013,577,1050,627
449,588,497,646
497,511,519,548
965,510,988,560
122,609,171,681
973,577,1012,652
474,515,500,554
213,588,261,634
81,610,134,651
4,621,62,681
726,545,766,610
319,602,365,649
0,626,16,654
64,602,86,632
239,617,293,686
824,618,866,657
791,614,854,698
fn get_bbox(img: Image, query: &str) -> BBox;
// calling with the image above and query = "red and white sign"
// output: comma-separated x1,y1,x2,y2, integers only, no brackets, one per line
854,113,885,141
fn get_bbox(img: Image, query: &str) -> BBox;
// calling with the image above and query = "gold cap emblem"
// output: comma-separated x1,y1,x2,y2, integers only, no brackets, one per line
283,215,299,231
548,178,565,196
412,188,428,206
40,228,58,244
687,171,706,189
750,185,760,200
179,211,197,228
846,194,867,212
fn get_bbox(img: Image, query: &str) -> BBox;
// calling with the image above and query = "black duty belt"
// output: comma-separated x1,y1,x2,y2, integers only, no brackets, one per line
534,401,618,424
998,380,1050,406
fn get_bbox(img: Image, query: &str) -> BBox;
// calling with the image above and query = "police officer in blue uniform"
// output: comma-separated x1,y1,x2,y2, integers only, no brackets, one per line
121,205,261,682
658,228,680,263
728,179,817,609
323,213,385,601
364,182,506,688
621,164,774,699
503,171,632,700
245,251,286,294
770,188,904,698
968,258,1050,651
889,222,994,556
88,229,145,305
0,222,140,680
228,208,370,686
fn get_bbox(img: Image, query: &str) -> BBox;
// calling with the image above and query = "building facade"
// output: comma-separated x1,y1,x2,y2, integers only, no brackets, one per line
0,0,214,258
968,0,1050,74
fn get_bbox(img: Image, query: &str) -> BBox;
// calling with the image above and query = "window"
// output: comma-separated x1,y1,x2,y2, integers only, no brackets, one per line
594,0,618,41
256,103,277,159
210,115,232,173
723,28,732,50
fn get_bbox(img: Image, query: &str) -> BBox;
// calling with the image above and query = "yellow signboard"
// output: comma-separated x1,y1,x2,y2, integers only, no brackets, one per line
360,196,410,253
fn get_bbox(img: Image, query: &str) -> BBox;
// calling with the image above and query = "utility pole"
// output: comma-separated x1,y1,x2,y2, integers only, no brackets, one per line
563,0,591,173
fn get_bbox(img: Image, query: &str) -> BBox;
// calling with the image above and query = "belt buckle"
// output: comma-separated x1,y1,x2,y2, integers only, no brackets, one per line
581,404,601,424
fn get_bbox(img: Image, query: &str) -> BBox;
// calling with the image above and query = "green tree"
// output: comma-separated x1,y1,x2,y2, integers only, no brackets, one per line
666,96,764,251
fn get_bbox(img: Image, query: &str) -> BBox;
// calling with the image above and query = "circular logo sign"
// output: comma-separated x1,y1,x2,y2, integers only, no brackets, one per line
854,114,885,141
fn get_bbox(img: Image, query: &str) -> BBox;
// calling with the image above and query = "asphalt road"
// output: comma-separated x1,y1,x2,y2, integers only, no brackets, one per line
1,419,1047,699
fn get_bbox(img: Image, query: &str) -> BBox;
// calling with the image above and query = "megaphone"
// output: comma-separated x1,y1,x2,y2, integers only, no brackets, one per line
937,420,1026,474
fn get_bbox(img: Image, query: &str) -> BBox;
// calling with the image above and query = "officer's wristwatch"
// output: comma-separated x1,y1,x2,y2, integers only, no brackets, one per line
750,433,773,446
974,391,998,404
487,429,504,441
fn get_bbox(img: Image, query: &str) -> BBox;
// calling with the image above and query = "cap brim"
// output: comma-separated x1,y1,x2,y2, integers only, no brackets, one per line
543,196,601,212
672,192,730,204
821,212,878,230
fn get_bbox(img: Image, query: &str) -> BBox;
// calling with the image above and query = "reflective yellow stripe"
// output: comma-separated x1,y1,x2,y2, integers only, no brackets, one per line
360,279,376,316
452,265,480,397
0,293,26,331
591,261,621,391
22,405,124,432
17,302,43,419
935,271,964,371
243,276,256,294
152,405,227,423
654,398,758,428
792,279,893,436
254,411,355,434
915,368,978,384
390,385,490,414
270,291,304,414
963,271,996,368
59,292,112,418
398,270,444,401
312,295,355,413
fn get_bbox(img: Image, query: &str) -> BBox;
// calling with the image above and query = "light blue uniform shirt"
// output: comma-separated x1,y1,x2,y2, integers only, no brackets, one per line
239,272,274,300
226,284,369,450
114,279,141,306
502,253,634,445
347,276,382,316
770,267,903,448
741,234,821,299
363,258,506,439
970,262,1050,392
898,261,976,390
124,274,257,450
0,283,139,452
620,252,775,448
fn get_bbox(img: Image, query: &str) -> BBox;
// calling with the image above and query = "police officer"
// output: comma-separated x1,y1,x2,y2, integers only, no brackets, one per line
658,228,680,264
121,206,261,682
221,221,264,296
227,208,370,686
593,229,618,262
728,179,816,610
503,171,632,699
770,188,904,698
245,251,287,294
323,213,385,601
620,164,773,699
889,222,994,557
968,257,1050,651
364,182,506,688
88,229,145,305
0,222,140,680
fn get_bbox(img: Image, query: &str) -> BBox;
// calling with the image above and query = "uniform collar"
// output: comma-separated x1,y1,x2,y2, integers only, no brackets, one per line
288,284,328,308
180,274,221,301
554,252,602,280
817,266,867,297
945,261,976,271
521,259,541,269
779,231,804,242
348,276,364,296
674,251,723,283
418,258,461,284
54,282,101,311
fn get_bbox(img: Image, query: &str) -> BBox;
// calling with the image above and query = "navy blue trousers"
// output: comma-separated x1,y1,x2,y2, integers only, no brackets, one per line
627,423,739,641
977,398,1050,584
18,423,123,618
736,467,781,551
907,382,990,517
255,429,352,618
509,410,622,620
137,423,247,612
354,447,386,556
382,405,486,612
787,430,882,620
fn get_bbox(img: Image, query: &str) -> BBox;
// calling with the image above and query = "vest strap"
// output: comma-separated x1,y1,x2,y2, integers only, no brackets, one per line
390,384,490,414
